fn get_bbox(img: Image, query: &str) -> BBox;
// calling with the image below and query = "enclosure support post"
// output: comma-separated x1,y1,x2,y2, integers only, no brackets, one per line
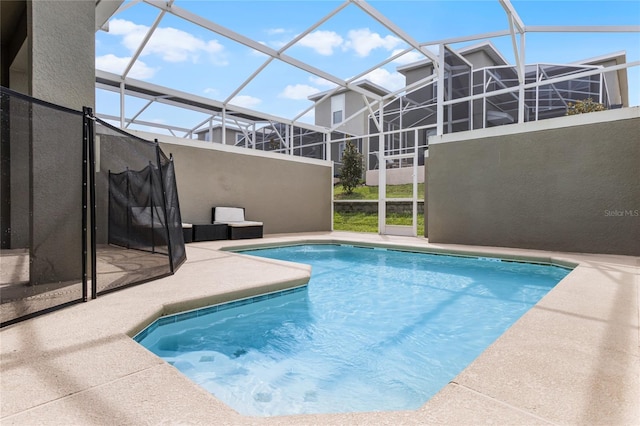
155,141,175,273
85,107,97,300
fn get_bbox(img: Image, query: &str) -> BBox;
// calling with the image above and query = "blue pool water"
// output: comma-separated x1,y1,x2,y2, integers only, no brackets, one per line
135,244,570,416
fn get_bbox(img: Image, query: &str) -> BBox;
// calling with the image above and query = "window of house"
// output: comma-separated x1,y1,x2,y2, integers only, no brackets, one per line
338,142,346,161
331,93,345,125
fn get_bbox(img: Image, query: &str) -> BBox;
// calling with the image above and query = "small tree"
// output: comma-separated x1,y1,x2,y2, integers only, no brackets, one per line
340,140,363,194
566,98,606,115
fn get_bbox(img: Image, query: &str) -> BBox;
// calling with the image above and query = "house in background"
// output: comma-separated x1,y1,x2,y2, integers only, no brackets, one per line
195,121,326,160
308,41,629,185
195,124,244,145
308,80,389,175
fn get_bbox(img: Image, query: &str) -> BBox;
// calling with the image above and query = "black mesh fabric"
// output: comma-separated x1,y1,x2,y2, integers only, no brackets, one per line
94,119,185,295
108,165,168,254
0,88,186,326
0,87,86,327
160,152,186,269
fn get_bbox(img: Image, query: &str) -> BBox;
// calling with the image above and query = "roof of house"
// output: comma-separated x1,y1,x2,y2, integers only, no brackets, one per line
457,41,509,66
307,79,390,102
573,51,629,106
396,41,508,74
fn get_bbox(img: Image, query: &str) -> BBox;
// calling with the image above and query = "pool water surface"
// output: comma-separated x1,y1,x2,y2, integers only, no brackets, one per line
135,244,570,416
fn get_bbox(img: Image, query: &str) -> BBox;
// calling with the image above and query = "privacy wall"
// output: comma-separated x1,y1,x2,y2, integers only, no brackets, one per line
426,108,640,256
130,132,333,234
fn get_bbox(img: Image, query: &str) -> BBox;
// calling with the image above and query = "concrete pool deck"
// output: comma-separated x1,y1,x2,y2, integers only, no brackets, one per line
1,232,638,425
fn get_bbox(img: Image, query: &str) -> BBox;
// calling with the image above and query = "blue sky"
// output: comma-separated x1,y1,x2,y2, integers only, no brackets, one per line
95,0,640,130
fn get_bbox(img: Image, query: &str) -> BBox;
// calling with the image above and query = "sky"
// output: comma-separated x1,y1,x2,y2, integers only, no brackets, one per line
95,0,640,132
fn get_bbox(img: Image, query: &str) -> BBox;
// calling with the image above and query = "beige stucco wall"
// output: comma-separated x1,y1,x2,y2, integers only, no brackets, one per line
131,132,333,234
366,166,425,186
426,108,640,256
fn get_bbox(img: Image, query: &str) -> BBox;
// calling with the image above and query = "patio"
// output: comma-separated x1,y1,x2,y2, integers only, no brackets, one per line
1,232,637,425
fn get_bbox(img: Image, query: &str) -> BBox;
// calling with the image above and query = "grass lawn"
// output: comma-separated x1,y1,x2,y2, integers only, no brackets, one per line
334,211,425,233
333,183,425,232
334,183,425,200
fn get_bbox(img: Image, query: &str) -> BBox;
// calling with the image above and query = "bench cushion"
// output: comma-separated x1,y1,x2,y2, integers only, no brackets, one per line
215,220,263,227
214,207,245,222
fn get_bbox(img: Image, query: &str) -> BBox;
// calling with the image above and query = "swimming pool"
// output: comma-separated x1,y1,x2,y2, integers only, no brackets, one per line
135,244,570,416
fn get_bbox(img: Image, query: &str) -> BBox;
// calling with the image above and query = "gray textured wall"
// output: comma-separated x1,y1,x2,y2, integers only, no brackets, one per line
426,110,640,256
29,0,95,109
27,1,95,283
155,139,333,234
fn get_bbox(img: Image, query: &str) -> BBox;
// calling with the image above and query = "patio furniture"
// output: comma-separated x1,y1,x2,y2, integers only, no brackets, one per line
192,223,228,242
212,207,263,240
182,223,193,243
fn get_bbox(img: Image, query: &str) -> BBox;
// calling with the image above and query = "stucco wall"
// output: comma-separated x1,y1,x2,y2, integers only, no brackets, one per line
426,108,640,256
366,166,425,186
130,132,333,234
29,1,95,109
26,1,95,282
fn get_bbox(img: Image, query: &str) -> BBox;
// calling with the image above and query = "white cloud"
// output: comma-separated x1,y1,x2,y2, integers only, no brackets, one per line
363,68,405,92
267,28,287,35
298,30,343,56
203,87,219,97
345,28,402,57
95,54,157,79
279,84,320,100
108,19,227,65
308,76,338,88
229,95,262,108
391,49,428,65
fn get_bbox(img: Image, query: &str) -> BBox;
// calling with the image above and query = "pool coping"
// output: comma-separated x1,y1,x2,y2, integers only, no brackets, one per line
1,232,638,425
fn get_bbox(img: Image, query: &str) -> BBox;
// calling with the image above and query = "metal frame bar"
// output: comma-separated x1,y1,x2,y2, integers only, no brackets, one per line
144,0,382,101
351,0,440,70
225,1,350,105
122,4,171,79
92,0,640,190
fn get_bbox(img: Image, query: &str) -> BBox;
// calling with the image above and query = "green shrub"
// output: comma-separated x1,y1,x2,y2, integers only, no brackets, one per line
566,98,606,115
340,140,363,194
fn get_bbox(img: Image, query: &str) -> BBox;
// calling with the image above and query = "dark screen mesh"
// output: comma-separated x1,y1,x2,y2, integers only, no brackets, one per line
94,119,185,295
1,88,186,326
108,166,168,254
1,87,86,327
160,152,186,267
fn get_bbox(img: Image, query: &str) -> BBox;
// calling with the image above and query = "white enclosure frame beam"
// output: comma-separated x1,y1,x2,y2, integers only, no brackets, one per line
96,70,327,133
98,113,192,133
500,0,526,122
436,44,445,136
125,98,154,128
122,2,172,79
351,0,441,72
144,0,383,101
225,1,350,105
422,30,511,47
499,0,525,33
